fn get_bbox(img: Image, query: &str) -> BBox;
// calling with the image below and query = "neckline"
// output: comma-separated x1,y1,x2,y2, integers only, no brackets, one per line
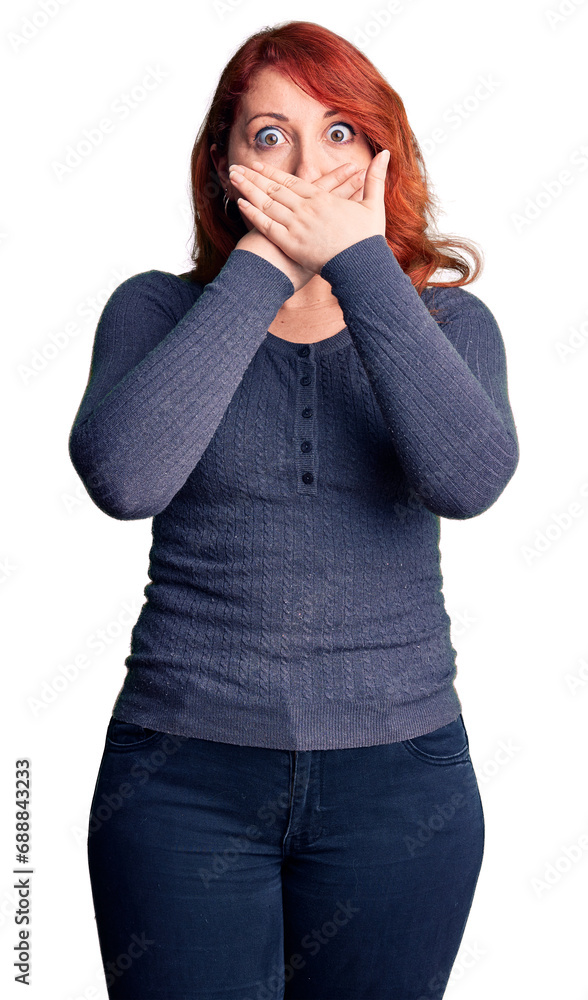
264,326,352,356
169,271,354,356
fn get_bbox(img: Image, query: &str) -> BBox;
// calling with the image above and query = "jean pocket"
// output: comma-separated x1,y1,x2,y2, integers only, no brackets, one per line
105,715,166,750
402,714,470,764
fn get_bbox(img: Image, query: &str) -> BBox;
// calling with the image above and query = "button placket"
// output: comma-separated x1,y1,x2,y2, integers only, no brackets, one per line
295,344,318,495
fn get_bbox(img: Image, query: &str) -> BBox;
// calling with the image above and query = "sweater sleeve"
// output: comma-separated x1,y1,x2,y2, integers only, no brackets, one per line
320,234,520,519
68,249,294,520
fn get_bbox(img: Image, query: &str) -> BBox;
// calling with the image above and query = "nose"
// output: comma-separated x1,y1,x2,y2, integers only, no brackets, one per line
287,154,341,184
282,138,350,182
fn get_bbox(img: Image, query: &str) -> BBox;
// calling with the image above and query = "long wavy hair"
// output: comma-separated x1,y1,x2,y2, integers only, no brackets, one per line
183,20,483,295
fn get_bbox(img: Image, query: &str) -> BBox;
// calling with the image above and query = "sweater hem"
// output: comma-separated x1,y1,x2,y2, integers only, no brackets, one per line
110,684,463,751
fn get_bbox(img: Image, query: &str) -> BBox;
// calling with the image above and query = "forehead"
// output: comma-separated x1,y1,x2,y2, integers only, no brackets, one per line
238,65,329,116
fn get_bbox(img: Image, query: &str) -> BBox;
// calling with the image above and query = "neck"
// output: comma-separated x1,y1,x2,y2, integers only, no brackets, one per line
281,274,338,313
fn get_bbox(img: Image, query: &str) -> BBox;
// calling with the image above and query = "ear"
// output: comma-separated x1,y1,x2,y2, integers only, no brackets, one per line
210,143,229,189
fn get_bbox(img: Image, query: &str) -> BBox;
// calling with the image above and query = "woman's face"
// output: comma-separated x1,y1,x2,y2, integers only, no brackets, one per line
210,65,375,231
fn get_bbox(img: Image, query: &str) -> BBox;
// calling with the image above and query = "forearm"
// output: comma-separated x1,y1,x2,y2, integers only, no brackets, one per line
321,235,519,519
68,250,294,519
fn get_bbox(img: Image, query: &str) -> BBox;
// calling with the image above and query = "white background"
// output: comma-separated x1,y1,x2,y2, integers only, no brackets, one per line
2,0,587,997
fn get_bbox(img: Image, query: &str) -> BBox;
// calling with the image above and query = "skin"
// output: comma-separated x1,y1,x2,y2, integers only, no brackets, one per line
210,65,389,330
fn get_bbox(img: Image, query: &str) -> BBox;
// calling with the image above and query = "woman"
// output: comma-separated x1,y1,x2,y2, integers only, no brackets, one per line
69,20,519,1000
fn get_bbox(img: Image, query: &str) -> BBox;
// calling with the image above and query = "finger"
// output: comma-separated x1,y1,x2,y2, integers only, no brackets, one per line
333,165,367,203
349,182,366,203
308,161,362,193
305,165,363,207
330,167,366,198
363,149,390,204
246,158,358,200
235,196,290,250
236,160,315,205
229,171,294,226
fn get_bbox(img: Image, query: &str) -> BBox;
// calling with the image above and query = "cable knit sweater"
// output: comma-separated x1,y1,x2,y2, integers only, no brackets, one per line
68,234,519,750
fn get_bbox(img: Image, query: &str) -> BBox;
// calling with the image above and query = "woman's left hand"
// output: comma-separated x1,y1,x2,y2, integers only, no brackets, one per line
228,149,390,274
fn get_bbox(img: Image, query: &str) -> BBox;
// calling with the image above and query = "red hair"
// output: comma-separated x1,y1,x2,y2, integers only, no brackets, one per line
184,20,483,295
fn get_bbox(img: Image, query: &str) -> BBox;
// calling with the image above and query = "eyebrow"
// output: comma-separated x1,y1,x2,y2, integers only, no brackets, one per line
245,109,344,127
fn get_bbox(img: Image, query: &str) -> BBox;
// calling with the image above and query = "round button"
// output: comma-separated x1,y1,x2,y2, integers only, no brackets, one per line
300,441,312,453
302,407,313,418
300,375,311,386
297,345,310,357
302,472,314,484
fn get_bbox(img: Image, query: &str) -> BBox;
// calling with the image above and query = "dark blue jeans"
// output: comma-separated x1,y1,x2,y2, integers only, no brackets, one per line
87,713,484,1000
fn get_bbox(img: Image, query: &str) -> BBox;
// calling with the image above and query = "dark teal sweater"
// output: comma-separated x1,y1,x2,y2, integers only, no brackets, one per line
68,235,519,750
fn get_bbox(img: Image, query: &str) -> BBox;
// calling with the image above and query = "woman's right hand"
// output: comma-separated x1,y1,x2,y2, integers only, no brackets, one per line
233,163,366,293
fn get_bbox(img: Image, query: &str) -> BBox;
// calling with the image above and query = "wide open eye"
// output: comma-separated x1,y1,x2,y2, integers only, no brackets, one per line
254,121,358,149
326,122,357,143
254,126,285,148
